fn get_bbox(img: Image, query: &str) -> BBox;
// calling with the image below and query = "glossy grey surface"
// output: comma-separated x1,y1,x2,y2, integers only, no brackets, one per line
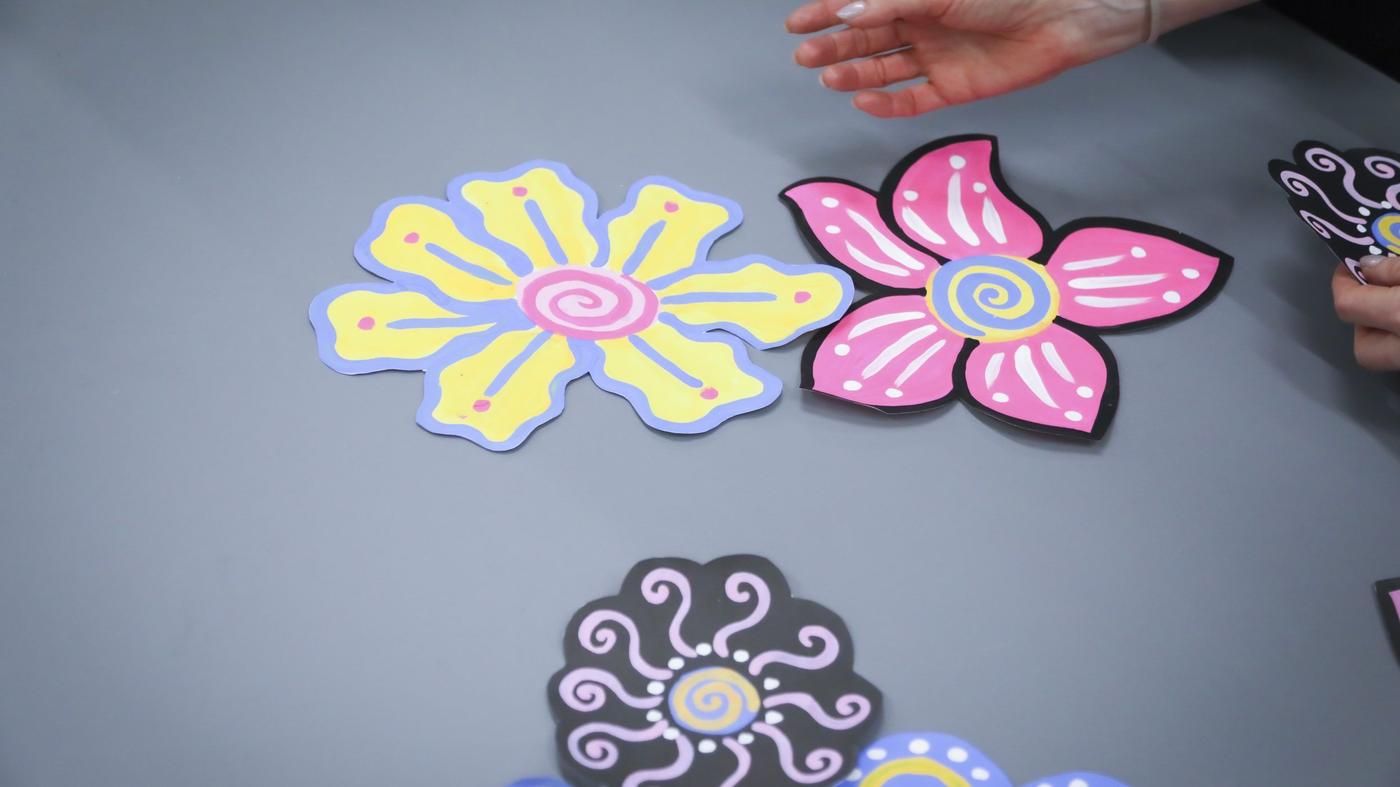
1,2,1398,785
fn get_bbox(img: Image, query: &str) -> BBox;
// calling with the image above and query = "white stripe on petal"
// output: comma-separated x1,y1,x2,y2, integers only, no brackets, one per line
901,206,948,246
1040,341,1074,383
984,351,1005,389
1068,273,1167,290
946,173,980,246
1014,344,1058,409
981,198,1006,244
848,311,927,338
1060,255,1123,271
845,241,911,278
894,339,948,387
862,325,940,378
1074,295,1152,308
847,210,926,271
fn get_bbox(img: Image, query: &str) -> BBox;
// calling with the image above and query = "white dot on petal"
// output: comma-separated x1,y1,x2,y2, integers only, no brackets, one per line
667,657,684,670
1371,245,1384,255
1360,207,1372,216
834,343,851,356
903,189,919,201
663,727,680,740
1069,780,1089,787
947,747,969,763
763,678,780,690
949,155,966,169
1037,784,1053,787
1065,410,1084,422
1076,385,1093,398
908,738,931,755
1163,290,1182,304
973,182,987,193
738,733,754,745
696,643,713,656
733,649,750,663
698,740,717,754
646,710,663,722
843,380,862,392
992,392,1010,404
647,681,665,695
1182,267,1200,279
820,197,839,208
824,224,841,234
1358,224,1369,233
764,710,784,724
867,748,888,761
972,767,990,781
1130,246,1147,258
1385,202,1395,209
848,770,863,781
885,388,903,399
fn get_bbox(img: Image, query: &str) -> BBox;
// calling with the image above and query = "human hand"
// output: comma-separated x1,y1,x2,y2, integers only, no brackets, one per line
787,0,1253,118
1333,257,1400,371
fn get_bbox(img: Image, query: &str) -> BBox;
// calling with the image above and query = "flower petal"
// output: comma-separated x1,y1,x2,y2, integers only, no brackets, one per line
418,328,590,451
356,199,522,303
1046,221,1232,330
836,733,1012,787
456,162,601,268
654,256,854,349
887,136,1046,260
310,284,498,373
781,179,941,290
803,294,963,412
591,318,780,433
1020,773,1131,787
599,177,740,282
961,323,1117,439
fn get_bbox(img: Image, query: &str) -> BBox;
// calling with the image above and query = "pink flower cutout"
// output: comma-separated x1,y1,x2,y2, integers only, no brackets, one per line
782,135,1232,439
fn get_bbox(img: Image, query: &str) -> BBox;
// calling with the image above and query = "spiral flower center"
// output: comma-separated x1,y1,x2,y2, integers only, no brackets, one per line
926,254,1059,343
518,266,659,339
1372,212,1400,254
667,666,761,736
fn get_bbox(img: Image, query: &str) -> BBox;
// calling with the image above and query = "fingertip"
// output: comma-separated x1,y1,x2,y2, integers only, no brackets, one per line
852,91,890,117
794,40,818,67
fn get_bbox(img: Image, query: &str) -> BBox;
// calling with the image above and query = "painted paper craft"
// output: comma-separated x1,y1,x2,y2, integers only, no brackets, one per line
1377,577,1400,667
310,163,853,451
781,135,1232,440
1269,141,1400,283
548,555,881,787
838,732,1129,787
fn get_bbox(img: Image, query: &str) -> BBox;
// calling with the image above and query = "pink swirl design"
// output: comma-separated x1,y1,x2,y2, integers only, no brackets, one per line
620,734,695,787
1361,154,1400,214
518,267,658,339
751,722,842,784
641,568,697,658
762,691,872,730
720,737,752,787
1279,170,1363,223
559,667,662,713
712,572,772,658
567,720,667,770
1299,210,1373,247
578,609,673,681
1305,146,1384,209
748,625,840,676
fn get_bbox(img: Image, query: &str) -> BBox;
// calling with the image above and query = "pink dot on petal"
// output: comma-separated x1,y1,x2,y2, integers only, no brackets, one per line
403,232,420,244
794,291,812,303
473,399,491,412
512,186,528,197
700,387,718,400
664,201,679,213
357,316,375,330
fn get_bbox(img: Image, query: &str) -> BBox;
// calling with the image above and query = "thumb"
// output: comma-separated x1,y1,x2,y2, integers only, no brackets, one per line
1359,254,1400,286
834,0,951,27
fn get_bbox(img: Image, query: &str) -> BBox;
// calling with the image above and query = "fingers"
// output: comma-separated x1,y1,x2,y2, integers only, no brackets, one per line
821,51,920,91
1353,325,1400,371
852,82,950,117
1359,254,1400,286
786,0,948,34
795,25,903,68
1334,263,1400,333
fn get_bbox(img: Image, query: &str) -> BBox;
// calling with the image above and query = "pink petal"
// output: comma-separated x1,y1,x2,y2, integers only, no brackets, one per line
962,323,1117,438
781,179,940,290
889,137,1046,260
1046,222,1231,329
803,294,964,411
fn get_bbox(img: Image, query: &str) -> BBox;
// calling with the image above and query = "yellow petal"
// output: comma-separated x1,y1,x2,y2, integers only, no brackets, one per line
361,202,519,303
592,320,778,433
458,164,599,268
312,286,495,372
602,180,737,282
657,258,852,348
419,328,583,450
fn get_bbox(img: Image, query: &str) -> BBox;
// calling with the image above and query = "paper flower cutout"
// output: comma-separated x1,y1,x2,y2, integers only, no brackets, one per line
548,556,881,787
782,135,1231,439
1269,140,1400,283
311,162,853,451
839,732,1128,787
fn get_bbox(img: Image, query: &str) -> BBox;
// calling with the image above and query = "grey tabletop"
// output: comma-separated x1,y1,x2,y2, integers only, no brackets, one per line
2,2,1399,786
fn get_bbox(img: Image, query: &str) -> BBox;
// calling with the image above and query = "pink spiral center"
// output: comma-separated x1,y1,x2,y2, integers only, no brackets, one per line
518,267,659,339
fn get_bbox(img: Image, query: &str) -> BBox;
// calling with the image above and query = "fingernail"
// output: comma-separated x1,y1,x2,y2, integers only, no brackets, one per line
1359,254,1389,268
836,1,867,20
